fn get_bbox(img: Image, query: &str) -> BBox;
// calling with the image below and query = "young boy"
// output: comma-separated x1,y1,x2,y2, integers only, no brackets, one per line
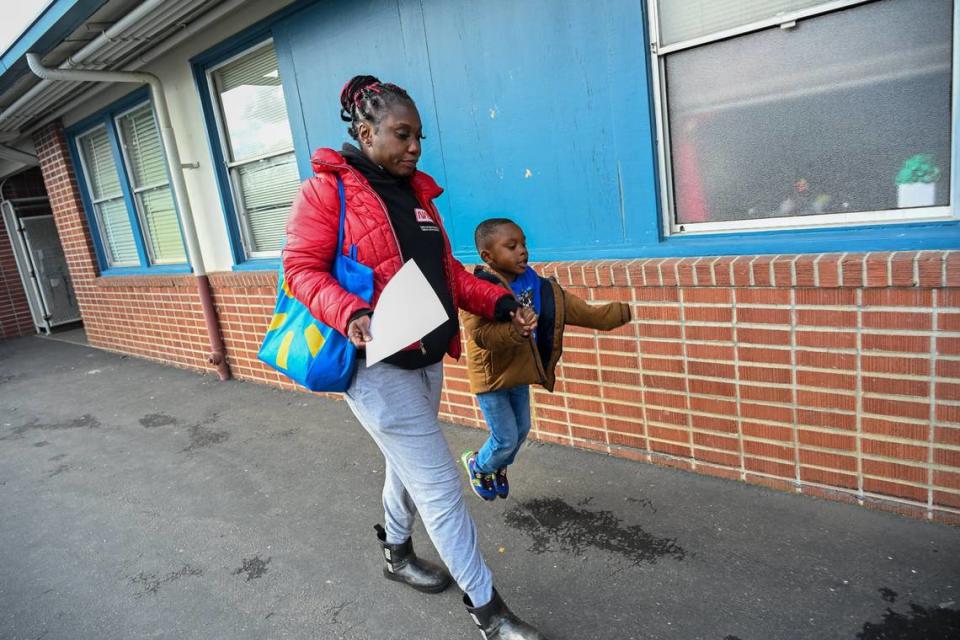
459,218,632,501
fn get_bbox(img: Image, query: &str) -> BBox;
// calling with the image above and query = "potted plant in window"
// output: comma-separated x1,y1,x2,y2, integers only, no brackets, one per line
895,154,940,208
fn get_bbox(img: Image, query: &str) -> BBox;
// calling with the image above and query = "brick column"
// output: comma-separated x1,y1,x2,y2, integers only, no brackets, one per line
32,121,99,332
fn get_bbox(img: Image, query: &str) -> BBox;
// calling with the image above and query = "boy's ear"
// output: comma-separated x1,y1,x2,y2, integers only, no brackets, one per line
479,248,493,265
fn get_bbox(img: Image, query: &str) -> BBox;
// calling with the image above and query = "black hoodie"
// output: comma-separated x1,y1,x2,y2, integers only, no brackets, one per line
342,144,458,369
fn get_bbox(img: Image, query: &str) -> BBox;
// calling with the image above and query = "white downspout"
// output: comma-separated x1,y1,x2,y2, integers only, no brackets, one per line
25,52,231,380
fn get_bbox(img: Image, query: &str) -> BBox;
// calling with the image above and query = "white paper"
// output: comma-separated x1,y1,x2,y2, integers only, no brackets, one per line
365,260,448,366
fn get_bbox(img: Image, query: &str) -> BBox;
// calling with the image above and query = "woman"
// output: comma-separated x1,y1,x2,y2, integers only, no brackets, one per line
283,75,548,640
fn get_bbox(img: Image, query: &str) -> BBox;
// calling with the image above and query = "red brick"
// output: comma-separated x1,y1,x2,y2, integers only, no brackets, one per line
797,370,856,391
799,450,857,472
742,422,792,442
801,467,858,489
863,478,926,502
862,289,932,307
862,440,928,463
798,430,855,451
797,390,856,412
796,350,856,370
796,310,857,327
737,288,791,305
744,456,794,479
738,328,790,346
796,330,857,350
862,356,929,377
743,440,795,462
740,384,792,404
797,409,856,431
737,307,790,325
862,376,929,397
864,253,893,287
684,306,733,323
739,346,792,365
689,378,736,397
695,449,740,468
862,417,928,441
683,288,732,304
862,397,930,421
685,325,733,342
795,289,857,306
862,334,930,354
691,414,738,434
938,337,960,356
862,311,932,331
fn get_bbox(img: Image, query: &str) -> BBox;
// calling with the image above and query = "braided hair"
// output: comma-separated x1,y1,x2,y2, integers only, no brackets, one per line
339,75,416,142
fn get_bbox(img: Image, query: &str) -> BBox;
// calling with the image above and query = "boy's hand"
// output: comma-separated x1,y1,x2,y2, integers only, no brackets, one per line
511,307,538,337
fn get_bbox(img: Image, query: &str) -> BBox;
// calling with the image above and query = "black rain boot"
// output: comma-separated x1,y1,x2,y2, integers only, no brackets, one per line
464,588,548,639
375,524,451,594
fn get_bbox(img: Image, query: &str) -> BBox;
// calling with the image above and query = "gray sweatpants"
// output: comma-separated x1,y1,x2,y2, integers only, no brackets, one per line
344,360,494,606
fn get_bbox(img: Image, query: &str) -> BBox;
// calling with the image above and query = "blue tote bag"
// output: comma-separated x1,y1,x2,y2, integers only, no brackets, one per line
258,176,373,391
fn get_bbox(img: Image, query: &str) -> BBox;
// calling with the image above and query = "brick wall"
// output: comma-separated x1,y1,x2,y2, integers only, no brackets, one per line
0,213,33,339
0,167,49,339
34,121,960,524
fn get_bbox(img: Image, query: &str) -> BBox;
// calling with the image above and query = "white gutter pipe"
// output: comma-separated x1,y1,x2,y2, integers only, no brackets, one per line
26,52,231,380
0,0,181,130
27,0,250,136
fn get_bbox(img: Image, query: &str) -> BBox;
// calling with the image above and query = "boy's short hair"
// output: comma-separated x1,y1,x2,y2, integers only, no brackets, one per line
474,218,518,251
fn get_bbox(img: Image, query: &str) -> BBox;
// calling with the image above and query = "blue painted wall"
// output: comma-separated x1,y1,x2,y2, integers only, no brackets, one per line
271,0,958,262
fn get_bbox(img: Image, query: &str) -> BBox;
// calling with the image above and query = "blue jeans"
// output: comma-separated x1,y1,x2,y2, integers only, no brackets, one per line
344,361,493,607
475,385,531,474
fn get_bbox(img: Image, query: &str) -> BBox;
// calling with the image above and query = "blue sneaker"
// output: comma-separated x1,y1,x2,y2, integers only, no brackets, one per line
494,468,509,499
461,450,496,501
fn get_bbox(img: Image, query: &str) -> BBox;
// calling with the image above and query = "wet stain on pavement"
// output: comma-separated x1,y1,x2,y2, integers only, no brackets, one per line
880,587,899,603
723,636,743,640
140,413,177,429
33,441,50,447
48,454,67,462
504,496,685,565
180,415,229,453
1,414,100,440
130,564,203,597
47,464,70,478
233,555,271,581
0,374,17,385
857,603,960,639
626,496,657,513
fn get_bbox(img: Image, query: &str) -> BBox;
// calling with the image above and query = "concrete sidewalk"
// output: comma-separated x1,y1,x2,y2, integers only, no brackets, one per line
0,336,958,640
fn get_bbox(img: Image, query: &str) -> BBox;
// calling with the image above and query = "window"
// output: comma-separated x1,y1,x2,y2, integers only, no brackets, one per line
649,0,957,234
116,104,184,264
73,95,187,271
207,40,299,259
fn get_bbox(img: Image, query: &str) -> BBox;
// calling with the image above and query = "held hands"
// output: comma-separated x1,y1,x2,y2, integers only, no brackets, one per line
347,314,373,348
510,306,538,338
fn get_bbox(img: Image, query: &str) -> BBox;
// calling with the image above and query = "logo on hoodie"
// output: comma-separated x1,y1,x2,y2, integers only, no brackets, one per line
414,208,439,232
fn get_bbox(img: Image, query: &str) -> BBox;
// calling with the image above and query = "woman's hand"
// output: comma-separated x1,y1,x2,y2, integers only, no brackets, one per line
347,314,373,348
511,306,538,337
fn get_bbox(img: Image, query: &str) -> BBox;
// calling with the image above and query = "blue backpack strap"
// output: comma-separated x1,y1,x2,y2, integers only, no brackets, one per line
336,175,347,255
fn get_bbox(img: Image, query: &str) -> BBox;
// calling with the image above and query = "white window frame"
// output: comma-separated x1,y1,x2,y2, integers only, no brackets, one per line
647,0,960,236
74,124,139,268
114,100,181,265
205,38,296,260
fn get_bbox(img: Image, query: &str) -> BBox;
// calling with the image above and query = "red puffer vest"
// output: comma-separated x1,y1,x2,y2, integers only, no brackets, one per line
282,148,503,360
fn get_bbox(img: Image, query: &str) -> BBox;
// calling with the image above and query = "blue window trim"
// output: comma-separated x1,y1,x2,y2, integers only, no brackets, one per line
190,0,317,272
66,86,192,277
